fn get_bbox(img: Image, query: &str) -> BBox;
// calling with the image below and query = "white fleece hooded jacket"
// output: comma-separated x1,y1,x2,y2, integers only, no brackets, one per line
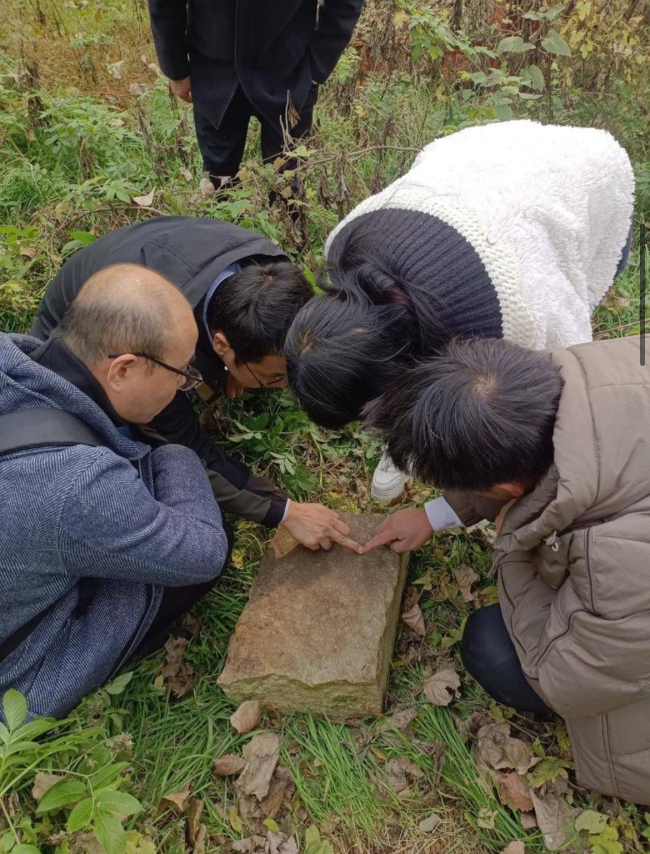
326,119,635,351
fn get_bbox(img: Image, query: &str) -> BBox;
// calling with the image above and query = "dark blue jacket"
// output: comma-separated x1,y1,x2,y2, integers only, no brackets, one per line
0,334,227,718
147,0,365,128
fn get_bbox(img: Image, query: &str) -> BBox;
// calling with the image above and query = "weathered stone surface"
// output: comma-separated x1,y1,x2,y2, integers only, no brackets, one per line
218,514,408,718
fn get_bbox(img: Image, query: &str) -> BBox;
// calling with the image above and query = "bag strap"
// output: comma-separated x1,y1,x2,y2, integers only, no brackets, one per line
0,408,106,663
0,408,105,457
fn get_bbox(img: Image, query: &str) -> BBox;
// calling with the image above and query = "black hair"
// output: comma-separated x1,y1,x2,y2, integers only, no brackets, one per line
207,262,313,365
363,338,563,493
285,219,451,428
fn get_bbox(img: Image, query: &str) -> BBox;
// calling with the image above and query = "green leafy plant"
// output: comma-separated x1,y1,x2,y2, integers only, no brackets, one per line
0,690,143,854
304,824,334,854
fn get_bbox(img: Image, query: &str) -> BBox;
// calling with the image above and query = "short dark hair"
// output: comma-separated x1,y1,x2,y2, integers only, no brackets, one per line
207,262,313,365
285,225,449,429
363,338,563,492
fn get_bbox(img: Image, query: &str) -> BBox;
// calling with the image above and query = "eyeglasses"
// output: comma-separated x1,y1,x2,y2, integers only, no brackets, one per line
244,363,287,389
108,353,203,392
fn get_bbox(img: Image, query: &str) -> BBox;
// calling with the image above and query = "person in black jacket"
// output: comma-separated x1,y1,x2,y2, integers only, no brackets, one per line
31,216,363,554
147,0,365,186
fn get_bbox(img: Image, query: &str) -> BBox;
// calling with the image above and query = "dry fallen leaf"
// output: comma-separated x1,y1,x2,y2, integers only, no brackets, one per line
267,830,290,854
156,636,194,698
199,176,216,196
476,723,538,775
501,842,525,854
505,737,539,776
186,798,204,847
77,832,109,854
32,772,63,800
231,838,259,854
269,526,299,559
181,612,202,636
107,59,125,79
423,668,461,706
477,807,497,829
454,564,478,602
477,722,511,767
133,189,155,207
161,783,191,812
279,837,299,854
260,769,290,819
520,813,537,830
497,771,534,812
230,699,262,734
237,793,258,821
181,168,193,182
393,756,424,778
129,82,148,96
384,758,409,793
214,753,246,776
530,785,574,851
389,707,418,731
401,603,426,637
192,823,206,854
418,812,441,833
236,732,281,800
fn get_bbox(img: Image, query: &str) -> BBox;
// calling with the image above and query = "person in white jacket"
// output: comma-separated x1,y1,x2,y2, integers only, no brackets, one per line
285,120,635,547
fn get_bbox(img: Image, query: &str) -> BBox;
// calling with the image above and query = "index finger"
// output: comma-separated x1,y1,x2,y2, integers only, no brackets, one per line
374,517,391,534
332,518,351,537
361,529,399,554
331,529,363,554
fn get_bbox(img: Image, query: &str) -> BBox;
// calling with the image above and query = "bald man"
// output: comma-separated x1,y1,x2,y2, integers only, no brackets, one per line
0,266,230,718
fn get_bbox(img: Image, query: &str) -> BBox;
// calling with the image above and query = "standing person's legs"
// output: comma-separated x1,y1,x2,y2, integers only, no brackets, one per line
193,87,253,189
460,604,552,714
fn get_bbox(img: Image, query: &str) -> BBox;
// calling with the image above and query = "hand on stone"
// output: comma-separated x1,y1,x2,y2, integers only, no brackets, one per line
169,77,192,102
280,502,363,554
362,507,433,554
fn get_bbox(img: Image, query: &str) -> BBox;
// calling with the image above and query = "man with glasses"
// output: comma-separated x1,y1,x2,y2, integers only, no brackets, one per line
1,266,231,717
31,218,361,552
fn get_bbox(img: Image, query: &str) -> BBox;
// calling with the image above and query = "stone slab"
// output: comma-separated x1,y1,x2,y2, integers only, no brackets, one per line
218,514,408,718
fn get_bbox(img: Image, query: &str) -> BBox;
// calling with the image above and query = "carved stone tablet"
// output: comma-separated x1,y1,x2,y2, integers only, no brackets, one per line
218,514,408,718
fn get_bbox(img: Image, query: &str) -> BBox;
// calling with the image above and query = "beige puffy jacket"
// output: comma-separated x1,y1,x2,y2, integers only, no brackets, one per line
495,334,650,804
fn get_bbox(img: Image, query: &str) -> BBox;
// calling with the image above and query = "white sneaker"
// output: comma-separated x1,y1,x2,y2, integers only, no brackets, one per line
371,451,410,505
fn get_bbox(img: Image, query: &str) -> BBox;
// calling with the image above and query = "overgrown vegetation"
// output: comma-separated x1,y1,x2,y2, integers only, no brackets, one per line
1,0,649,852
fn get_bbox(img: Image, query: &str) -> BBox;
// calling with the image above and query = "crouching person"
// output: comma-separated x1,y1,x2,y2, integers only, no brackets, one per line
0,267,228,718
365,335,650,804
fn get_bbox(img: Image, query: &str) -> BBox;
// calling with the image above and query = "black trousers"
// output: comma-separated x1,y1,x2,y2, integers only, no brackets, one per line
128,521,234,662
193,84,318,184
460,604,552,714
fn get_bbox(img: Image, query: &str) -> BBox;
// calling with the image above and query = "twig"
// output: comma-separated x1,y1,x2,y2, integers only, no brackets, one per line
59,204,166,227
309,144,420,168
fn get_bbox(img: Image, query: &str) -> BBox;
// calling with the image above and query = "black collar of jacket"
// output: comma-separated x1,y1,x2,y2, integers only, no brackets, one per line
193,301,228,392
29,337,128,429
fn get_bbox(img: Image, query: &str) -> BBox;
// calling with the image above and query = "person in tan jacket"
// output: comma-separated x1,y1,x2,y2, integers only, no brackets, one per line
364,333,650,804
